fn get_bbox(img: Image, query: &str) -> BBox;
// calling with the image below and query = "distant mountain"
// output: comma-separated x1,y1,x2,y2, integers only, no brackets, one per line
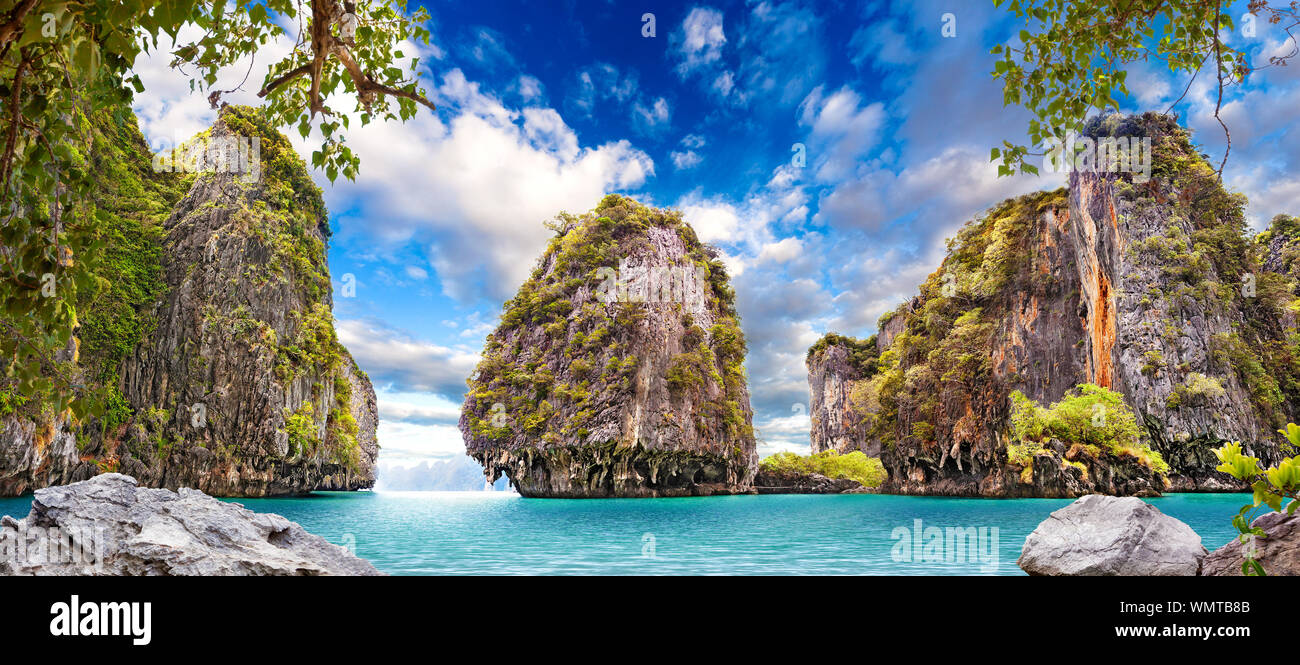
376,456,509,491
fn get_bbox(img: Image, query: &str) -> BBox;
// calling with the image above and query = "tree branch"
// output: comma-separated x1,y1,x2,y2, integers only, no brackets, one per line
1212,0,1230,179
0,0,39,48
0,47,30,208
332,41,437,112
257,63,311,98
257,0,437,121
0,318,80,391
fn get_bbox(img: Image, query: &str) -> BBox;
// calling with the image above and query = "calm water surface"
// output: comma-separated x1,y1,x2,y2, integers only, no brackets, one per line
1,491,1251,575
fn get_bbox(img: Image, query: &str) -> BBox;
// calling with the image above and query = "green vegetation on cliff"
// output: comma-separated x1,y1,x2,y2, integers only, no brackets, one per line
0,106,191,435
826,113,1299,495
461,194,758,496
1110,115,1300,432
759,450,886,488
806,332,880,376
851,189,1066,454
465,194,751,449
1,104,375,494
1008,384,1170,480
79,108,193,432
0,1,433,432
221,107,328,230
225,107,365,474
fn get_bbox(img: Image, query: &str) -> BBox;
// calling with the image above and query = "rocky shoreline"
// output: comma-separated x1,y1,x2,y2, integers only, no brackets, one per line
753,469,870,494
1018,494,1298,576
0,474,381,576
3,475,1288,576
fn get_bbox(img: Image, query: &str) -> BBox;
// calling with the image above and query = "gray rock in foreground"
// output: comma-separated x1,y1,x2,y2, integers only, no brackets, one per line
1202,511,1299,576
1018,494,1206,576
0,474,381,576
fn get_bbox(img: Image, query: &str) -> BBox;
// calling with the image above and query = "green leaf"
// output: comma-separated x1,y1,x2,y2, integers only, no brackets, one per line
1252,481,1283,512
1214,442,1262,480
1266,456,1300,492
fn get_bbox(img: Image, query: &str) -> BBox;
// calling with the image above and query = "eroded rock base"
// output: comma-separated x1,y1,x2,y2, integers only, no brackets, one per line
473,446,756,498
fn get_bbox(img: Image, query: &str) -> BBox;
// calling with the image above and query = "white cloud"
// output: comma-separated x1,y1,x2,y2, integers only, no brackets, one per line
734,0,825,107
336,319,479,399
375,419,467,466
676,7,727,75
516,74,544,101
130,23,294,146
448,311,496,340
670,134,707,170
755,409,814,456
679,198,742,244
714,249,746,278
633,97,671,130
521,107,580,161
469,28,515,70
798,85,887,182
850,20,916,69
331,68,654,301
671,150,703,170
712,71,735,96
815,145,1062,234
378,398,461,427
757,237,802,263
569,62,639,118
371,389,469,465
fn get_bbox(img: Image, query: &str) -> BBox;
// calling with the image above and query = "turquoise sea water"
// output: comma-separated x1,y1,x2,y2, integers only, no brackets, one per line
0,491,1254,575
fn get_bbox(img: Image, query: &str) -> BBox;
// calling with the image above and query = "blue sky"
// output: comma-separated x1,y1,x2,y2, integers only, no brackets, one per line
129,0,1300,470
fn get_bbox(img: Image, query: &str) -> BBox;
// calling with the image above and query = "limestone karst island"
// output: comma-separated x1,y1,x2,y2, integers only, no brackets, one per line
1,0,1298,649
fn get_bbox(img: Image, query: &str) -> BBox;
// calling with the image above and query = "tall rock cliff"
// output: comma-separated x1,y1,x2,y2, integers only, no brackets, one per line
0,106,377,496
460,195,758,497
811,113,1298,497
806,334,879,455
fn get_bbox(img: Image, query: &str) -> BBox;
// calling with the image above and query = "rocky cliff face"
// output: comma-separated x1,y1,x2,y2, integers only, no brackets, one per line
1260,214,1300,322
806,334,878,455
0,106,377,496
460,195,757,497
813,114,1298,497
